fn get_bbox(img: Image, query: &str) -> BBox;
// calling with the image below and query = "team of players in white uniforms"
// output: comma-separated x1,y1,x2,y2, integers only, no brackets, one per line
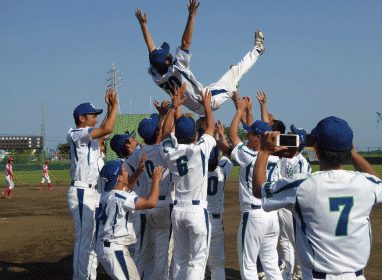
65,1,381,280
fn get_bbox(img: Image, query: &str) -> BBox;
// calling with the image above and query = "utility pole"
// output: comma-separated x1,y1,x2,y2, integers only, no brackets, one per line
40,103,47,150
107,63,123,113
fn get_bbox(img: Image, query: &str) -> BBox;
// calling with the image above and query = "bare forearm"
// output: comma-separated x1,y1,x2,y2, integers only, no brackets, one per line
229,111,243,145
204,104,215,136
140,23,155,52
146,179,160,207
246,109,254,125
181,15,196,50
101,106,118,134
252,151,270,198
162,108,176,137
351,150,379,178
260,103,269,123
217,139,231,156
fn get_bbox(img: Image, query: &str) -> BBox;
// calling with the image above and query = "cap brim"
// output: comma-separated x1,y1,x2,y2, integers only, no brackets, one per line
94,109,103,115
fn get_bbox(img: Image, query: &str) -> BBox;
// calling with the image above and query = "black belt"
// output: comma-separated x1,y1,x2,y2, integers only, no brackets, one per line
251,204,261,209
211,213,221,219
173,200,200,205
158,196,166,200
312,269,363,279
104,241,110,247
70,180,97,189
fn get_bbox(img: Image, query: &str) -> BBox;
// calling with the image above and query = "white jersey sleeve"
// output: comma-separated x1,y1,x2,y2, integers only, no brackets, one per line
261,174,309,212
367,174,382,204
219,156,233,181
174,47,191,69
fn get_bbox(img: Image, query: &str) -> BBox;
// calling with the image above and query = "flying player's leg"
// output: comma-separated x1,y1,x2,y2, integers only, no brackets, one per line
207,31,265,111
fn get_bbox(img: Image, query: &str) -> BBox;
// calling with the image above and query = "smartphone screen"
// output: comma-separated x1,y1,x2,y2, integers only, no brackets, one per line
279,134,298,147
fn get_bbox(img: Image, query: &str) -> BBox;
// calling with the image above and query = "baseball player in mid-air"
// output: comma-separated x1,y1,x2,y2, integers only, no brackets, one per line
253,116,382,280
2,157,15,199
97,160,164,280
38,160,53,190
67,88,118,280
135,0,265,115
228,97,282,280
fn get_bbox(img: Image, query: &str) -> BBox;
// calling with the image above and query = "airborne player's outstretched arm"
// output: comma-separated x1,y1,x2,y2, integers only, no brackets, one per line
135,9,156,53
181,0,200,51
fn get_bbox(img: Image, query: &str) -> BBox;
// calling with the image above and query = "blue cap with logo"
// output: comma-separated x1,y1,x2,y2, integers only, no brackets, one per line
100,160,123,192
290,124,307,151
311,116,353,152
149,42,170,65
243,120,272,135
73,103,103,118
175,116,196,141
138,113,160,143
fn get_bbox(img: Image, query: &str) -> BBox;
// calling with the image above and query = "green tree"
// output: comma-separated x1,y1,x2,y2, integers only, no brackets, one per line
57,143,69,154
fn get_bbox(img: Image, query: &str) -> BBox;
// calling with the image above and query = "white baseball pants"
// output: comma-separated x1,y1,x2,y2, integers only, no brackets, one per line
98,242,140,280
302,267,366,280
207,214,225,280
6,175,14,189
139,205,172,280
237,209,282,280
170,201,211,280
67,186,99,280
41,174,51,184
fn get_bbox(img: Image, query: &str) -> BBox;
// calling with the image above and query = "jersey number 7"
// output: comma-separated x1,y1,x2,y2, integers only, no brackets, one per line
329,196,354,236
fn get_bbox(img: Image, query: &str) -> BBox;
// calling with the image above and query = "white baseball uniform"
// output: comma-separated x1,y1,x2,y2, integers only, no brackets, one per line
5,163,14,189
128,144,174,280
161,133,216,280
67,127,100,280
277,153,311,280
97,190,140,280
206,156,233,280
40,163,51,184
231,142,282,280
261,170,382,280
149,46,261,115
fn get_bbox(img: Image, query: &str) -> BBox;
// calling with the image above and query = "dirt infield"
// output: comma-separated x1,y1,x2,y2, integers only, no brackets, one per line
0,183,381,279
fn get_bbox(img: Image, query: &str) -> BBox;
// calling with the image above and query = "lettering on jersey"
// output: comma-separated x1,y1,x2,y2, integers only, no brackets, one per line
266,162,277,182
329,196,354,236
264,182,273,198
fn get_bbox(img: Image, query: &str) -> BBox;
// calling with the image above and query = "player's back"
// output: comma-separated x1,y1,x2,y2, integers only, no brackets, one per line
161,134,215,201
138,144,173,198
295,170,381,273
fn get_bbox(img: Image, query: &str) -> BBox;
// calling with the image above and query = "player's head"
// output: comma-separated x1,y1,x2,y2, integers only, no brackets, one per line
100,160,129,192
45,160,49,164
290,124,307,152
208,147,219,172
73,102,103,127
311,116,353,169
110,134,128,158
8,157,14,163
243,120,272,151
138,113,160,145
149,42,173,75
124,130,138,156
271,120,286,134
175,116,196,144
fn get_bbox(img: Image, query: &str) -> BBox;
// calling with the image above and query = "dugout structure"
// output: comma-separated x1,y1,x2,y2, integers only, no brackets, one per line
105,113,150,161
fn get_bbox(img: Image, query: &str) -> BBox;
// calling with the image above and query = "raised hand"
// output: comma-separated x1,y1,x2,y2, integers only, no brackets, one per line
256,91,267,105
139,154,148,172
105,88,119,107
152,165,164,182
231,91,240,107
187,0,200,16
201,89,212,108
154,100,170,116
260,131,288,154
236,97,249,112
170,83,187,107
216,120,225,137
135,9,148,24
243,96,252,110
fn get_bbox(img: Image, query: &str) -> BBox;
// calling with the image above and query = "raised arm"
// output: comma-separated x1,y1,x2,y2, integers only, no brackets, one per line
135,9,156,53
216,120,231,156
243,96,254,125
135,166,164,210
351,146,380,178
181,0,200,50
162,83,186,138
232,91,248,125
128,154,147,187
201,90,215,136
229,98,248,146
154,100,170,143
256,91,269,124
90,88,119,140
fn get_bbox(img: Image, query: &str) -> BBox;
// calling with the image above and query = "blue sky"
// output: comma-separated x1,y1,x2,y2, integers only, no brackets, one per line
1,0,381,150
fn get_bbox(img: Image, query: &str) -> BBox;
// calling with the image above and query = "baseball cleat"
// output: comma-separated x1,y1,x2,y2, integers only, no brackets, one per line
257,271,266,280
254,30,265,55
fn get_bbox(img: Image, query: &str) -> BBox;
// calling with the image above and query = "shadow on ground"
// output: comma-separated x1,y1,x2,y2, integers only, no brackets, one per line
0,256,242,280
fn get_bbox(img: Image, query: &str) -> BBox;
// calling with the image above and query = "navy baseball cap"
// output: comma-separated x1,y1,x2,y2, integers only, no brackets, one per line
311,116,353,152
138,113,160,143
124,130,136,139
149,42,170,64
73,103,103,118
110,134,125,154
243,120,272,135
100,160,123,192
290,124,307,150
175,116,196,141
